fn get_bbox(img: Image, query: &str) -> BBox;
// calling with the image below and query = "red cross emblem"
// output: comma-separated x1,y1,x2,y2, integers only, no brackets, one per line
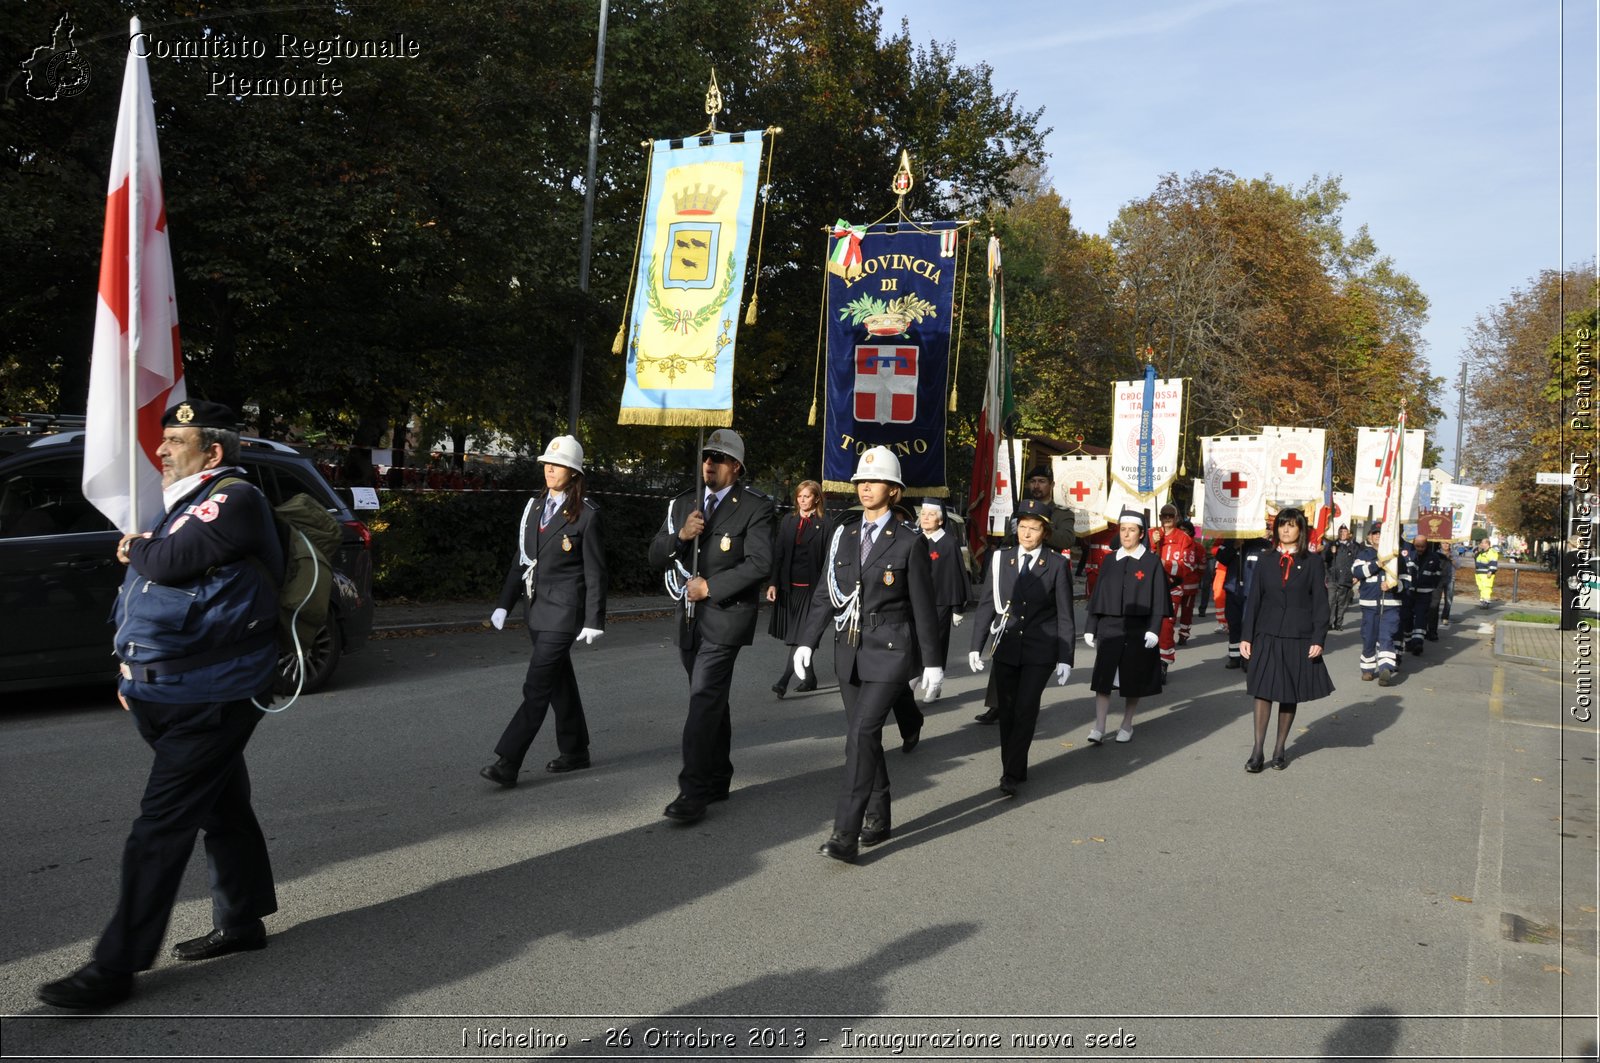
929,550,940,560
1221,472,1249,498
1135,570,1145,580
1280,452,1303,475
1069,481,1091,502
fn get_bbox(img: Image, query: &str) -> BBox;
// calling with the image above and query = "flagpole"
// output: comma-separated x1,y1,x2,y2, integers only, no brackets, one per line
567,0,610,433
126,17,142,524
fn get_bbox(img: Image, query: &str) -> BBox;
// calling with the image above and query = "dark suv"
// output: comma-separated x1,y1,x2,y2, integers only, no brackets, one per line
0,415,374,695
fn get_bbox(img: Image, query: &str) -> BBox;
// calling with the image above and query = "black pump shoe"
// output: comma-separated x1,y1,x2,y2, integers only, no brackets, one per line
1244,753,1264,773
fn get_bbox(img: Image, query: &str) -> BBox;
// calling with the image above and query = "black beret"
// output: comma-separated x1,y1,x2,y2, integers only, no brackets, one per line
161,400,238,430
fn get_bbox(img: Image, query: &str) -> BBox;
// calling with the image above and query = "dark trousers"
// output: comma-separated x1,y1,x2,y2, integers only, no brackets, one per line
889,683,923,743
834,671,898,835
677,632,741,801
1329,579,1355,629
1224,591,1244,659
1359,605,1401,674
994,660,1052,783
1421,589,1442,639
94,697,277,973
495,629,586,767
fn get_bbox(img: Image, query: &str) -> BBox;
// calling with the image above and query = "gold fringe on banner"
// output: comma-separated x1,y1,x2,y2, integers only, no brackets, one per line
742,126,782,328
618,407,734,428
612,142,655,356
948,222,974,413
808,229,829,428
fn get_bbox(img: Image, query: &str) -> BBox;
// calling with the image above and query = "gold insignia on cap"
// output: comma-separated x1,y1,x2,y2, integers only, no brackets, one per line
865,452,875,463
175,403,195,424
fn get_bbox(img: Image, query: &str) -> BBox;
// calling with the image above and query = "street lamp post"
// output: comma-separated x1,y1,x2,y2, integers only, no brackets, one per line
568,0,610,435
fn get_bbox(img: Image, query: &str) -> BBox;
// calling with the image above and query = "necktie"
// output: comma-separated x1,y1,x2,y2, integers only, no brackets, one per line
703,492,717,528
542,496,559,528
1020,551,1032,575
860,521,876,566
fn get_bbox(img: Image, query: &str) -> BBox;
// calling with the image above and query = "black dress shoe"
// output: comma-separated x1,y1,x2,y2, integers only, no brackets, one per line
973,709,998,725
1244,754,1264,773
860,816,891,847
663,796,706,823
1224,658,1241,669
901,728,920,753
795,676,817,693
479,758,519,788
545,754,591,773
998,776,1019,798
37,962,133,1010
771,681,787,698
172,920,267,961
819,832,859,863
1269,754,1288,771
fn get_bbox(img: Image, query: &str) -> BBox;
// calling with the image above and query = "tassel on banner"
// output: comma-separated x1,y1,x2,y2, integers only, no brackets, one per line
744,294,758,326
807,397,817,426
948,384,958,413
611,323,626,356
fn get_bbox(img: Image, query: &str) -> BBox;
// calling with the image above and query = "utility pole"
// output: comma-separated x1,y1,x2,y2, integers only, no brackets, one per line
1454,361,1467,479
568,0,610,434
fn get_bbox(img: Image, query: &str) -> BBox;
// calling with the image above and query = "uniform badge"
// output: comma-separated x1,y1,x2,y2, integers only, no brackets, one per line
720,534,732,552
883,567,895,586
194,500,221,523
562,535,573,552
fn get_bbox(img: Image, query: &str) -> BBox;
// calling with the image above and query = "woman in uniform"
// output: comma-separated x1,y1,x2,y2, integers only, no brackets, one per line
481,435,608,787
767,480,828,697
1239,506,1334,772
1083,508,1168,744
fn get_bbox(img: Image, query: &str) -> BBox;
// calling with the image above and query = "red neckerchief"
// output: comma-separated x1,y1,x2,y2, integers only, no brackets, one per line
1279,547,1295,586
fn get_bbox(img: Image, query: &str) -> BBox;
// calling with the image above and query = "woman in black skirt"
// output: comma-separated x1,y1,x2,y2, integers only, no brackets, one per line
1083,508,1169,744
767,480,828,696
1240,506,1335,772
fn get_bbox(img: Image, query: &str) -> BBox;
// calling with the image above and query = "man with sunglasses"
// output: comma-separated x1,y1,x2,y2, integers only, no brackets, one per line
648,429,774,825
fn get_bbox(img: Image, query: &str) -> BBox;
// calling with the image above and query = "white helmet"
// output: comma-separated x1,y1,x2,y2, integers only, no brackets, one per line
537,435,585,474
702,428,746,466
851,445,904,487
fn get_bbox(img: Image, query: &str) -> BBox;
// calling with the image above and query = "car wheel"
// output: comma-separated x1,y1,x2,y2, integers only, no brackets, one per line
275,616,343,696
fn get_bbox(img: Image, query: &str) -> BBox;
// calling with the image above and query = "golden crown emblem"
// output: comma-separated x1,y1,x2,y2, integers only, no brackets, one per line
673,183,726,215
175,403,195,424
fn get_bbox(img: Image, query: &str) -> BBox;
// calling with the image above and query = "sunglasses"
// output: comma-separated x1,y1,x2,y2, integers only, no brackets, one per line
702,451,735,465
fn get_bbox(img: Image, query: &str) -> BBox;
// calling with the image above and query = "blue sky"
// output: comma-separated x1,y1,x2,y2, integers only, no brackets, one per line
875,0,1598,477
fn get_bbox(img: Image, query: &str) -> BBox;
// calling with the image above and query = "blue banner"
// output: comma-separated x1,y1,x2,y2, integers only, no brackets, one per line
619,131,764,426
1137,362,1157,494
821,222,962,494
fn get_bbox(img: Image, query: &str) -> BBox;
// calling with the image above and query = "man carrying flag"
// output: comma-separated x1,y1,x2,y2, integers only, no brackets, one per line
967,236,1012,568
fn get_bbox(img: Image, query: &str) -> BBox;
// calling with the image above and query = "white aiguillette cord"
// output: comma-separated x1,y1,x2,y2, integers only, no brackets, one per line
983,548,1012,660
824,524,861,643
662,496,697,615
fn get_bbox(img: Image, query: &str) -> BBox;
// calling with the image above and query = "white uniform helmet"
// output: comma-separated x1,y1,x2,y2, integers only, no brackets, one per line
851,445,904,487
537,435,585,474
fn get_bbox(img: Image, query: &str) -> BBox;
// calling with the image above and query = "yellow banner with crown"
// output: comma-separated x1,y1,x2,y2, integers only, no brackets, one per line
617,131,766,427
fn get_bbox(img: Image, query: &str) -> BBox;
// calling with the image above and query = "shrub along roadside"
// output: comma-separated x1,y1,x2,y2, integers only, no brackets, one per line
369,487,673,601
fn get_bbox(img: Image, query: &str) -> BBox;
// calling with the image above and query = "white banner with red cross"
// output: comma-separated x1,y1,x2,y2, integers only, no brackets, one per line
1353,426,1425,523
1200,434,1270,538
1051,454,1108,535
1259,426,1326,510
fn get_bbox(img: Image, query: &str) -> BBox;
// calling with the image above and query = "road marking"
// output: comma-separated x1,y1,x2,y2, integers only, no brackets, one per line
1463,664,1509,1058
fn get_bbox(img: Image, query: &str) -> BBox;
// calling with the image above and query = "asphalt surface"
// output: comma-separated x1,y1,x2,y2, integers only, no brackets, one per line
0,600,1595,1061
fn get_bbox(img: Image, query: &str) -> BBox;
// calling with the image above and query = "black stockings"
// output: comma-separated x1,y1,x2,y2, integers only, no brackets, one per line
1250,698,1298,759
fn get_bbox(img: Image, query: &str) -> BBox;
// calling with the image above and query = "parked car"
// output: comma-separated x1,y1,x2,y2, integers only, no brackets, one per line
0,415,374,695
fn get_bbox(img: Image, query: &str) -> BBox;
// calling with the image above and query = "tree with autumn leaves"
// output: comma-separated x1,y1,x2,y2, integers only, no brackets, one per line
1460,264,1599,540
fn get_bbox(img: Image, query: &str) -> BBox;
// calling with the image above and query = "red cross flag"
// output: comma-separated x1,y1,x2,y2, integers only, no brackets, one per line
1052,453,1108,535
1260,426,1325,510
1200,434,1269,538
83,18,186,535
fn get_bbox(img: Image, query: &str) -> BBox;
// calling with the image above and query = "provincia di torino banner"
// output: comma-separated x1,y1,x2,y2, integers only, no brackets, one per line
820,221,962,494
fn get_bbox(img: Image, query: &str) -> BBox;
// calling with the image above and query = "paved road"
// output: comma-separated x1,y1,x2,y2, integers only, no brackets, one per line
1,605,1594,1060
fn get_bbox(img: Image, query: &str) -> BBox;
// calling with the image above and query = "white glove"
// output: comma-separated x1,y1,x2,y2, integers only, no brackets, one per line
951,612,965,627
968,650,984,673
490,608,507,630
577,627,604,645
1083,632,1096,649
793,646,813,680
920,667,944,696
1143,630,1160,649
1054,662,1072,685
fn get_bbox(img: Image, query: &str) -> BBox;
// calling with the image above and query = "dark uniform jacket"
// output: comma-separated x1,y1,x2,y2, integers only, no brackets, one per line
1353,544,1402,607
799,514,938,684
1242,548,1331,643
1322,537,1358,581
1085,546,1169,639
1407,544,1447,593
970,546,1076,667
649,481,774,648
768,511,828,593
496,491,607,633
925,529,970,610
115,467,283,703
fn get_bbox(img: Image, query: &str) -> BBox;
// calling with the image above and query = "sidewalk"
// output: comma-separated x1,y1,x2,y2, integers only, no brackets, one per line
1495,618,1564,665
373,594,675,633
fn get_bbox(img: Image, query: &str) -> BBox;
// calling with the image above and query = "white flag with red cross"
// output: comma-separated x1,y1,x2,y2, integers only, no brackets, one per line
1051,454,1108,535
1200,434,1270,538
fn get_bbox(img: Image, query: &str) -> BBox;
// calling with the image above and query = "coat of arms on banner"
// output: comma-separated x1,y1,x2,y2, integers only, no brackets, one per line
854,345,918,424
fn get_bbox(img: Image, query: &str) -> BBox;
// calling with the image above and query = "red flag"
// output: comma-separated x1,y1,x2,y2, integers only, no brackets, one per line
83,17,185,535
967,236,1012,561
